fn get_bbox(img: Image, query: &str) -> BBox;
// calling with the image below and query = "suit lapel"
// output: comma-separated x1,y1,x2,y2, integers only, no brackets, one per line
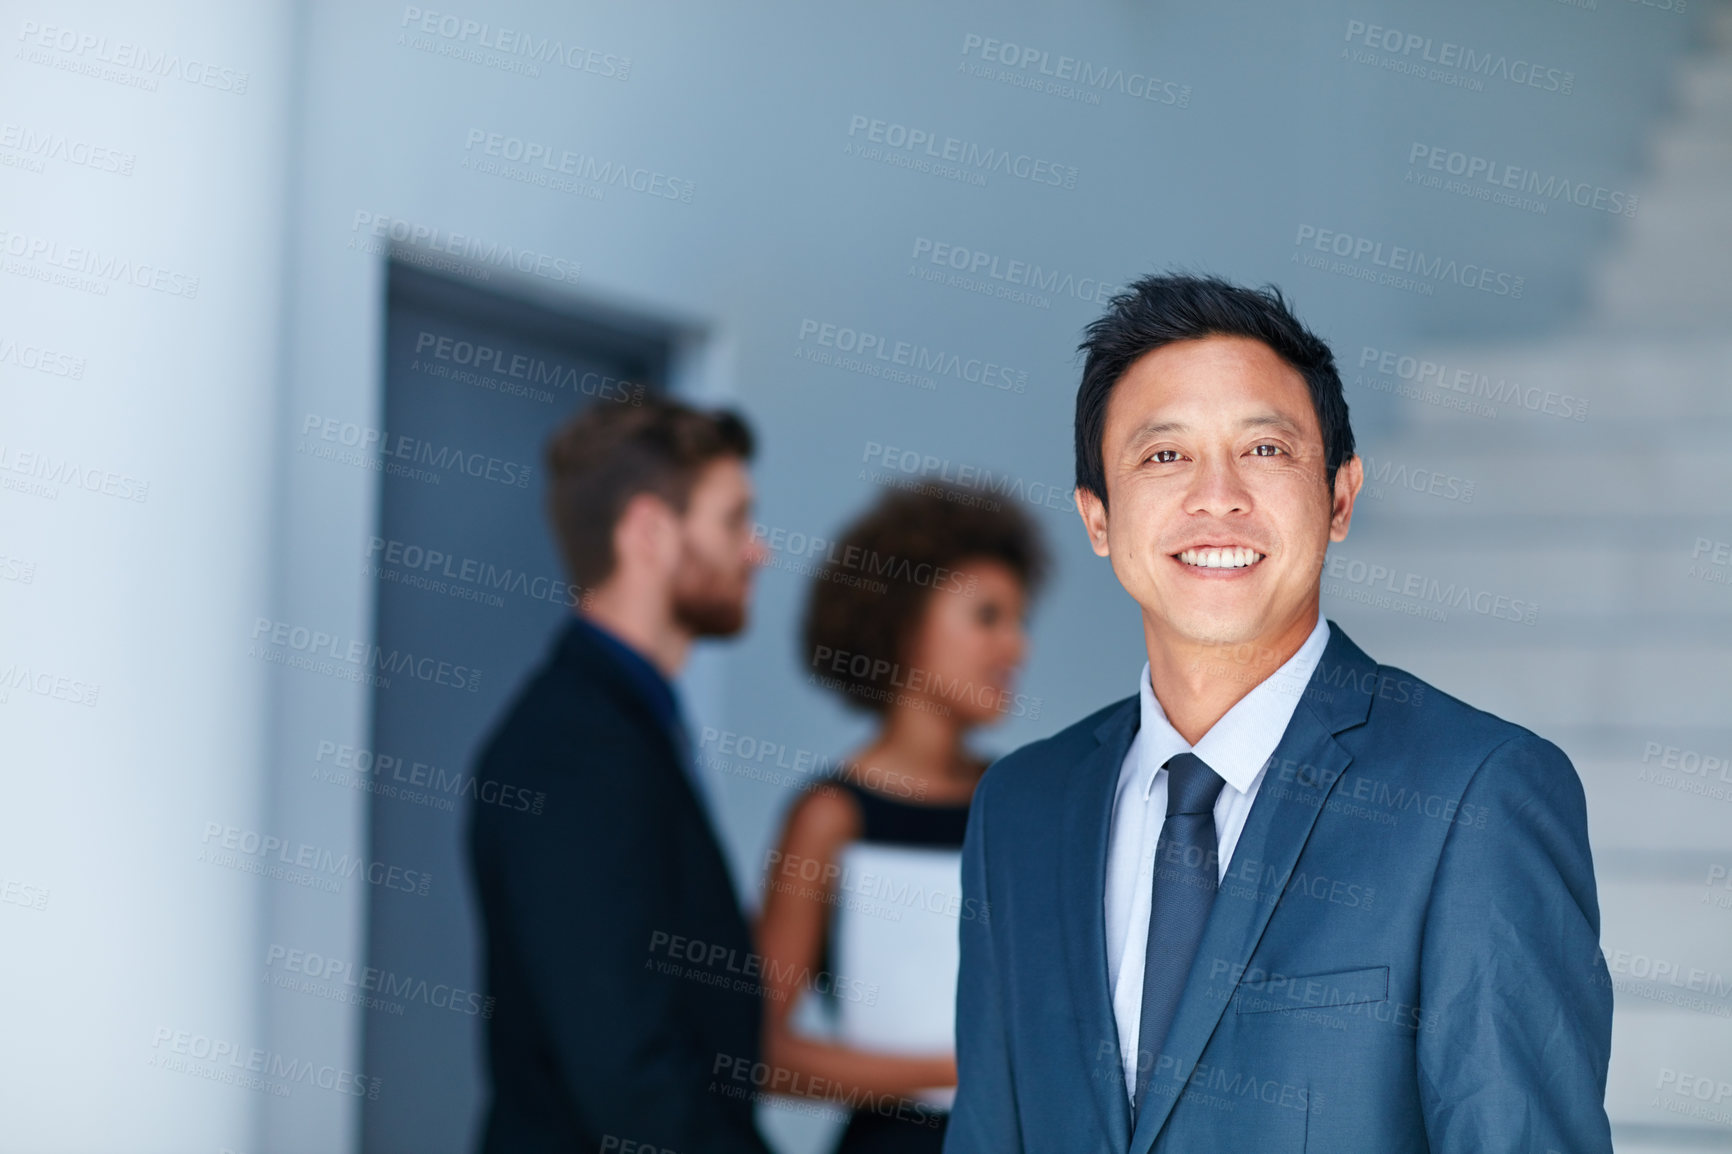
1128,622,1377,1153
1057,697,1139,1151
557,617,741,901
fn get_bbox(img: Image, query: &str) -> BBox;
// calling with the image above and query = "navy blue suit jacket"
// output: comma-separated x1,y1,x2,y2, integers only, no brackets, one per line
468,620,770,1154
946,622,1612,1153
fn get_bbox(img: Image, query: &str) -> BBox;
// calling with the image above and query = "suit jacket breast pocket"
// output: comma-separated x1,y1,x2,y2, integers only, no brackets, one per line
1233,964,1388,1015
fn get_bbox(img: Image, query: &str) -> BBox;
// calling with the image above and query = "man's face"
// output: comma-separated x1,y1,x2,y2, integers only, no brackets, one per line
1076,335,1361,650
670,457,767,637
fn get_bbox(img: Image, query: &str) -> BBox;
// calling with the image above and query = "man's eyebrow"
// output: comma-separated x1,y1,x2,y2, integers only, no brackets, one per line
1124,413,1304,442
1240,413,1304,434
1127,419,1188,440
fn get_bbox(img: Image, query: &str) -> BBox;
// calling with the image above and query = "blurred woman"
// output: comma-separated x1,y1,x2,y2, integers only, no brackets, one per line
756,483,1048,1154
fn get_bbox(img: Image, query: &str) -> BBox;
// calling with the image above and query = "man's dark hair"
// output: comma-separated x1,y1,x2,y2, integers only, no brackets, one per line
1074,273,1354,508
802,483,1048,716
545,396,754,588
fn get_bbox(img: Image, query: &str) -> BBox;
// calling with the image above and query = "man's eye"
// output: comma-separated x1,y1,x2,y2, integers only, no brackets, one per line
1149,449,1181,464
1250,444,1284,457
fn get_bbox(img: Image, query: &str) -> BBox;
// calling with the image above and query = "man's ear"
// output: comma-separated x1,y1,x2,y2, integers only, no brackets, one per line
1328,455,1365,543
614,491,681,575
1075,486,1111,558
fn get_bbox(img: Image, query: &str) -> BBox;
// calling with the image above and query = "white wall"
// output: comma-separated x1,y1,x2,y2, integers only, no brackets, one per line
0,1,296,1151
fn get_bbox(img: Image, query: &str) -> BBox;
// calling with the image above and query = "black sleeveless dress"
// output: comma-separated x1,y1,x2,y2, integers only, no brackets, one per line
823,777,972,1154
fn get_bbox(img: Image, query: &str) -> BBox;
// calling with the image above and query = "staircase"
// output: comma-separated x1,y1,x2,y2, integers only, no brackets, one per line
1329,5,1732,1149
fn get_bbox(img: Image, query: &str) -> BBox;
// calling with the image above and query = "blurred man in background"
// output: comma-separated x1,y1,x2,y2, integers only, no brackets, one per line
468,397,771,1154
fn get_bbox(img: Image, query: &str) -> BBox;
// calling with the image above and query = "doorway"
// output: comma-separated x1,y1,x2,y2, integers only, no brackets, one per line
361,261,677,1153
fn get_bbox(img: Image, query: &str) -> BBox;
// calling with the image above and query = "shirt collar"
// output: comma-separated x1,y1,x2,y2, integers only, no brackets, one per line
567,614,682,731
1135,612,1331,801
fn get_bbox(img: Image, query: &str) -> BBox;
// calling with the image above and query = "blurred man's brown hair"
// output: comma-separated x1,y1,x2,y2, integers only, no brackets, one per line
545,396,755,588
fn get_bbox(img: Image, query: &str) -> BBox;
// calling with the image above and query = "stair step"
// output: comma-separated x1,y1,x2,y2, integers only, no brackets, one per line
1358,340,1732,422
1305,631,1729,729
1320,537,1732,619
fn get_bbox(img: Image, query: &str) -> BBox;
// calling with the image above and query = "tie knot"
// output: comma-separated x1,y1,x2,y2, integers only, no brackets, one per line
1162,752,1224,817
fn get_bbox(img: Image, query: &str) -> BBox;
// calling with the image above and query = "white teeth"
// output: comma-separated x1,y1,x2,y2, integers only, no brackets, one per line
1177,547,1265,569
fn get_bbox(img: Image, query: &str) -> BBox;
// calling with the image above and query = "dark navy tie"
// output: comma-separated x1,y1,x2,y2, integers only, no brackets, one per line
1131,751,1226,1117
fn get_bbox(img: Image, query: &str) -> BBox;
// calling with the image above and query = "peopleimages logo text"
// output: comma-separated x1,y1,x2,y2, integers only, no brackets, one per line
1294,225,1524,298
910,238,1117,305
846,115,1078,189
350,212,581,285
797,319,1027,393
16,20,250,93
0,226,200,298
250,617,483,692
398,7,630,78
1343,19,1574,94
959,33,1191,106
1407,144,1636,217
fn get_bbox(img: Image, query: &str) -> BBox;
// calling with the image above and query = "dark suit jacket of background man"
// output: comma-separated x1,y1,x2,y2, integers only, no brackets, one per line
946,622,1614,1154
469,618,771,1154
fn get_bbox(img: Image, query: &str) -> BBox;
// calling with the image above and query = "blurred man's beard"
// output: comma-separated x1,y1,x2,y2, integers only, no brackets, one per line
670,551,747,637
672,588,745,637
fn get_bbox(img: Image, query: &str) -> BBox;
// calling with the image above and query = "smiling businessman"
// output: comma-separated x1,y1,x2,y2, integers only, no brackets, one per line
944,274,1612,1154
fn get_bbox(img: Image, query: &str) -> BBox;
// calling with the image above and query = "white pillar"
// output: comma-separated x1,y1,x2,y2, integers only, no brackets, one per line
0,2,301,1151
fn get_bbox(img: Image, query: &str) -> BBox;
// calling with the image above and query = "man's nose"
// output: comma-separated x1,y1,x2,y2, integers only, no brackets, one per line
1185,456,1252,515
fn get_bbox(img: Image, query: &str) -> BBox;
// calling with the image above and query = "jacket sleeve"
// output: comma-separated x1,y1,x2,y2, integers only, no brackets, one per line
945,771,1024,1154
1415,731,1614,1153
477,719,771,1154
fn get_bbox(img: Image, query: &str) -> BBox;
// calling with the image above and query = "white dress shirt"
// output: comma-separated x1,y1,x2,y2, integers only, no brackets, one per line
1103,612,1330,1101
